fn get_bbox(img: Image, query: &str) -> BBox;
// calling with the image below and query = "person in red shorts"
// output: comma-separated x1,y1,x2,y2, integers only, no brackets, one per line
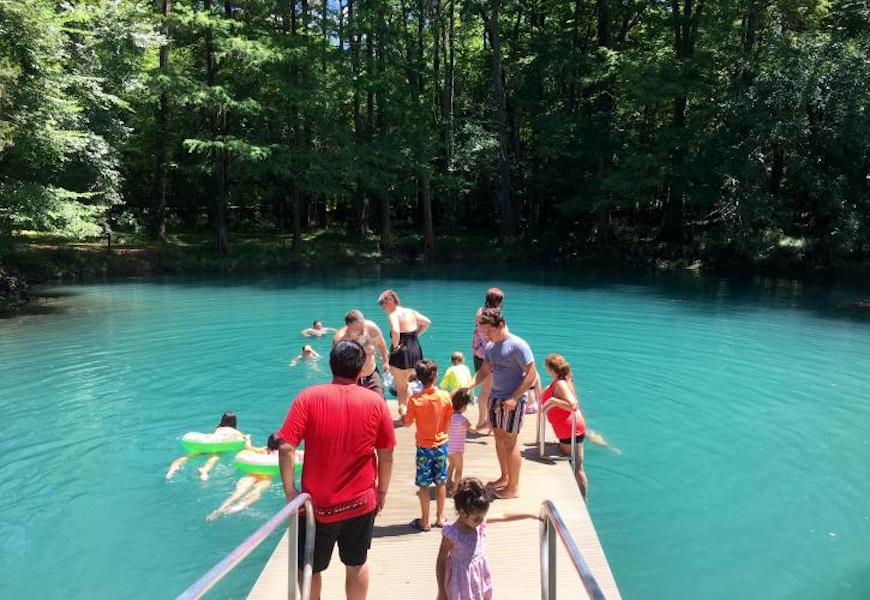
275,340,396,600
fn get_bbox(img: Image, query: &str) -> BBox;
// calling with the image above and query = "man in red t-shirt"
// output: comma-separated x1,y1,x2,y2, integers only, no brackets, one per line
276,339,396,600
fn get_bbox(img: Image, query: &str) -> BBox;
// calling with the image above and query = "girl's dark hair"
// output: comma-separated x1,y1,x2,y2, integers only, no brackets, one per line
452,389,472,411
266,433,282,451
484,288,504,308
219,412,237,429
453,477,490,514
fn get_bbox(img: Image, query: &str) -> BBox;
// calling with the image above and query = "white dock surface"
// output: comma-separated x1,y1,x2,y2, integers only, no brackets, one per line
248,406,621,599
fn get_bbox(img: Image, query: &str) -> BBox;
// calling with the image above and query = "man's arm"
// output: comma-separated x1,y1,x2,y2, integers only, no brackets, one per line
277,442,298,501
466,360,492,391
504,361,538,411
368,321,390,365
375,447,393,513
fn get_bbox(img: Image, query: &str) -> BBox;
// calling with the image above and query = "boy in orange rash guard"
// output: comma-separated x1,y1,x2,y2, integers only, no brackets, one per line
403,358,452,531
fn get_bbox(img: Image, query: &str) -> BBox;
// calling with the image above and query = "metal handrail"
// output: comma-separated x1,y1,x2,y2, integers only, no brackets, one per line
177,493,315,600
539,500,606,600
537,401,579,473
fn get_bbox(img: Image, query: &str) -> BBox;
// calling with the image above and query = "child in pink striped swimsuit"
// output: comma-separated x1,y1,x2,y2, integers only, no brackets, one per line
447,390,473,494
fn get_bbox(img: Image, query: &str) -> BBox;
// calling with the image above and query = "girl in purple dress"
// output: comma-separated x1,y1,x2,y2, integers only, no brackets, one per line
436,478,494,600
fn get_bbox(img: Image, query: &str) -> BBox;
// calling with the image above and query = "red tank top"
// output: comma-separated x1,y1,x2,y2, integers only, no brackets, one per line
542,380,586,439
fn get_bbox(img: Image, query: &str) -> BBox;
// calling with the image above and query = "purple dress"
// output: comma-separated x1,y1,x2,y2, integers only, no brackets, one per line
443,521,493,600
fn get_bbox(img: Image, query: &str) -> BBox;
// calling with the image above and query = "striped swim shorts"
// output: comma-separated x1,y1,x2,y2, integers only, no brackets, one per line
488,396,527,434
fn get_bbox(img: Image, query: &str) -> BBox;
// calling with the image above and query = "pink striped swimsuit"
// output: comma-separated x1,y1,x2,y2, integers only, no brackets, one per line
448,413,470,455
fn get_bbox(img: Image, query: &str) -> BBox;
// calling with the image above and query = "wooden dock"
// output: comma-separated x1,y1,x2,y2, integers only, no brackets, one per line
248,406,621,599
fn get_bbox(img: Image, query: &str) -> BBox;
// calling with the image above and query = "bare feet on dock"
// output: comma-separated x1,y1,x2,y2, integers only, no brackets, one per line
491,487,519,500
486,478,508,489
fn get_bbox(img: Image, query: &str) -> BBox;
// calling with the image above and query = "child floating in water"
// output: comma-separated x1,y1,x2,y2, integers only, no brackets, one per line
440,351,473,394
166,412,250,481
289,344,321,367
206,435,282,521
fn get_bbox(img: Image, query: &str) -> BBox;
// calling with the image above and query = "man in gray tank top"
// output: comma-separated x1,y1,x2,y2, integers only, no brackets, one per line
461,307,537,499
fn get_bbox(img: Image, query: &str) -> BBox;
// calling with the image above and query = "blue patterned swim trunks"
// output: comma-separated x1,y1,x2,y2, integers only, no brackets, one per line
415,445,448,487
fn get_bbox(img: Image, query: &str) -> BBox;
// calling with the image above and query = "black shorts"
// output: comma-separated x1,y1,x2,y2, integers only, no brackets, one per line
558,433,586,445
473,355,485,372
298,510,376,573
358,368,385,398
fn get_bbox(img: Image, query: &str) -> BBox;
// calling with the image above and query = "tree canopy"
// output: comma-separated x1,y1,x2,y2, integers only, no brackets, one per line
1,0,868,269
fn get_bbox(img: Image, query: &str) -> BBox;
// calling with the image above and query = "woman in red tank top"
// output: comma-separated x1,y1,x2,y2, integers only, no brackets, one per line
542,354,589,498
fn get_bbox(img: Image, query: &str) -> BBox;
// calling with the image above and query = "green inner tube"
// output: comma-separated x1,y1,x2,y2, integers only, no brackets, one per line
181,435,246,455
233,457,303,478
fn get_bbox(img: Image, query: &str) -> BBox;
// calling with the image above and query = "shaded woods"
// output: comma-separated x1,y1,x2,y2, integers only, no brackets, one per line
0,0,869,274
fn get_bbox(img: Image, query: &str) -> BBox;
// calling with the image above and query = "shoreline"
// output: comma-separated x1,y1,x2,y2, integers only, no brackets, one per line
3,231,870,316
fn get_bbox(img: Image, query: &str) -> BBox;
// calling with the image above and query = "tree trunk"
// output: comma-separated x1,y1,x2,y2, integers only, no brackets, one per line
205,0,229,254
376,3,393,251
153,0,172,242
482,1,515,239
420,167,435,258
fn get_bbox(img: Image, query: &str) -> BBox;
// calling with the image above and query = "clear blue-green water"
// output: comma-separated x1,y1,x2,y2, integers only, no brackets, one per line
2,267,870,599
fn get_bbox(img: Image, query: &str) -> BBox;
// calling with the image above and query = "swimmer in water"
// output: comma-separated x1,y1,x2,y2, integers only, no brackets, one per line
165,412,251,481
289,344,321,367
207,435,282,520
301,320,335,337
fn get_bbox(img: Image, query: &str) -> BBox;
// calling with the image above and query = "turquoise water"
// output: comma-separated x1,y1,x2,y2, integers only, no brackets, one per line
2,268,870,599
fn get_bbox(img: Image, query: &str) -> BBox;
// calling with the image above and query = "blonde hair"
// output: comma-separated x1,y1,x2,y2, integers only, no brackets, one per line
378,289,400,305
451,351,465,365
544,353,572,380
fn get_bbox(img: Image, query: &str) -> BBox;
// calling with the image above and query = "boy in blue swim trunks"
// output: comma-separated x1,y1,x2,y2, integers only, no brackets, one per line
403,358,452,531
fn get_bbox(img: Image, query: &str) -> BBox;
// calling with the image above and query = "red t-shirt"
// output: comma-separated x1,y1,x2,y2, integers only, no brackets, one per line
278,382,396,523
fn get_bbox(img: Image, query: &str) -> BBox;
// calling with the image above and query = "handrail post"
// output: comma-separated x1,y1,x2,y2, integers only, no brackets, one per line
288,511,298,600
548,518,557,600
570,409,578,475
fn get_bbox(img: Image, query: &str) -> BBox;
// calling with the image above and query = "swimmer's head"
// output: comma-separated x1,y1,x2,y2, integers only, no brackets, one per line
266,433,282,451
218,412,238,429
450,351,465,365
303,345,315,354
312,320,322,329
415,359,438,387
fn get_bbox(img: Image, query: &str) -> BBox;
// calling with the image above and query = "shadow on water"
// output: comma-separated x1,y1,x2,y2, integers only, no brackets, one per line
0,288,81,319
6,264,870,325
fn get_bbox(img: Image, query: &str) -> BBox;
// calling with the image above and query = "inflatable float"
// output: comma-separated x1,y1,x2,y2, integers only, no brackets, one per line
234,449,304,478
181,432,246,454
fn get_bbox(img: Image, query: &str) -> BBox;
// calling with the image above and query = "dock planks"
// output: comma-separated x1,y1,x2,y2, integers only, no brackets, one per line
248,406,621,599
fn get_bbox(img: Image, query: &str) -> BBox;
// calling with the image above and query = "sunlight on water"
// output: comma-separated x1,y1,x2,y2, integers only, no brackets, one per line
1,267,869,598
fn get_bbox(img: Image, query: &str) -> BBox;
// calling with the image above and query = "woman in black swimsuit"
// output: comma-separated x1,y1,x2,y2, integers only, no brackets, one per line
378,289,431,416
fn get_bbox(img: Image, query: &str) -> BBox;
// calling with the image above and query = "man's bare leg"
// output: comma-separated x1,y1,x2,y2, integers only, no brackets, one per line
487,429,509,488
493,432,521,499
300,572,322,600
345,564,369,600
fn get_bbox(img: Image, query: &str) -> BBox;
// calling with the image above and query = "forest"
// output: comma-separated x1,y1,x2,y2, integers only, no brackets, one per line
0,0,868,281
